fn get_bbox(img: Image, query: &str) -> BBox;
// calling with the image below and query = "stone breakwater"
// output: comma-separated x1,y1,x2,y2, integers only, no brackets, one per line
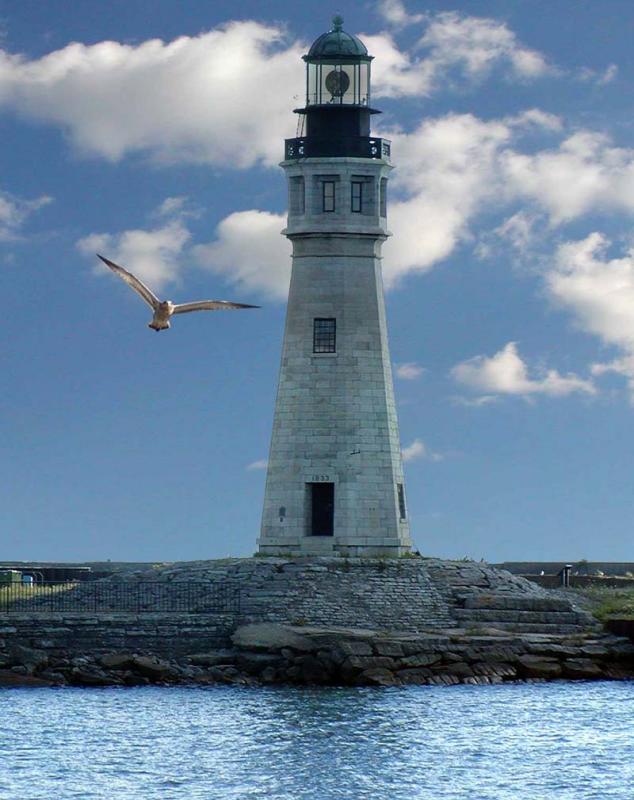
1,556,630,688
1,623,633,688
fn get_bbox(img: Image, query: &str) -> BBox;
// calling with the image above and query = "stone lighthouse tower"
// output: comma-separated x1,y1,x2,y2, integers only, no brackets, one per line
258,17,412,558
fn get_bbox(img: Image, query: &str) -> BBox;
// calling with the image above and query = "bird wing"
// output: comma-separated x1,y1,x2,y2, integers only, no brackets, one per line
172,300,260,314
97,254,160,310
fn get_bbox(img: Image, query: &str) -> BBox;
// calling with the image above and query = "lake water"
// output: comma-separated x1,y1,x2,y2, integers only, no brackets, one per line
1,681,632,799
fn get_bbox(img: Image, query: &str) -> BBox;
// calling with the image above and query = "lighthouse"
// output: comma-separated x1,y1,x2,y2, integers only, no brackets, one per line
258,17,412,557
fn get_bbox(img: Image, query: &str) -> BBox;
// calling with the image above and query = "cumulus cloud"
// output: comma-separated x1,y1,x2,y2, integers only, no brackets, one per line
381,113,511,286
76,201,191,290
402,438,443,462
368,12,552,99
376,0,425,28
0,13,555,168
0,22,302,167
547,233,634,400
395,362,425,380
193,210,290,300
0,190,52,241
418,12,552,81
451,341,595,399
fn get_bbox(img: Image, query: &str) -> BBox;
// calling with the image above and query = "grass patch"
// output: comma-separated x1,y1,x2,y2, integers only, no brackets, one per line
576,586,634,622
0,582,77,607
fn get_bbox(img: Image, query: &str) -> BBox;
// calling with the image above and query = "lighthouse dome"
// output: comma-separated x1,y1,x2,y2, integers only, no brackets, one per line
306,16,369,59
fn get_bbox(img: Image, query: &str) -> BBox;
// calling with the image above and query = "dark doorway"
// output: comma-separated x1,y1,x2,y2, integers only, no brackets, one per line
309,483,334,536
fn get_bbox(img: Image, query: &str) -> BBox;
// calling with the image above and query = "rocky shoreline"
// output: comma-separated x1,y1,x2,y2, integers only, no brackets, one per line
2,623,633,689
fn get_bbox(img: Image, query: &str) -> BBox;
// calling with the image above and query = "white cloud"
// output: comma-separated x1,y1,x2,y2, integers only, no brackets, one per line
396,362,425,380
0,22,302,167
246,459,268,471
579,63,618,85
376,1,425,28
547,234,634,400
193,210,290,300
381,113,511,286
402,437,443,462
0,190,52,241
368,13,552,100
76,201,190,291
418,12,551,81
502,132,634,224
0,15,554,168
451,341,595,399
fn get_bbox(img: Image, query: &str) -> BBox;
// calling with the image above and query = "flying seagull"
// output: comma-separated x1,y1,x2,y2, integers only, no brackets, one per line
97,254,259,331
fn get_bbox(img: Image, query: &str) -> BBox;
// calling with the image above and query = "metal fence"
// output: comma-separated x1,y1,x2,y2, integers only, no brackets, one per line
0,581,241,614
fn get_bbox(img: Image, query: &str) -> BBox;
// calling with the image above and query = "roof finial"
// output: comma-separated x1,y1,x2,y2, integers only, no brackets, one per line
332,15,344,31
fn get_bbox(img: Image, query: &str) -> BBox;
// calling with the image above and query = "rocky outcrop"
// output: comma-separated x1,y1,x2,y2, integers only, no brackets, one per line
1,622,632,688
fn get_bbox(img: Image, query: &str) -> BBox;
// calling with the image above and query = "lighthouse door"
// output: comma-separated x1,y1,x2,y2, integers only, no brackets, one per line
309,483,334,536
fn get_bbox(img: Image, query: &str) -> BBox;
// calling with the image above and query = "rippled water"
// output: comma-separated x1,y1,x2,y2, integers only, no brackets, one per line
1,682,633,799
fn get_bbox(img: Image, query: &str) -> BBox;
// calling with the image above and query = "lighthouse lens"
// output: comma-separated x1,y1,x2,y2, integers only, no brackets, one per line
325,69,350,98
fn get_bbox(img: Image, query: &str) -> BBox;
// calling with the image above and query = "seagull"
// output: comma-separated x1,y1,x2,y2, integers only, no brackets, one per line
97,254,259,331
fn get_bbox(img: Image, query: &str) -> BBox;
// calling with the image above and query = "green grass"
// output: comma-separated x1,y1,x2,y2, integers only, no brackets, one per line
576,586,634,622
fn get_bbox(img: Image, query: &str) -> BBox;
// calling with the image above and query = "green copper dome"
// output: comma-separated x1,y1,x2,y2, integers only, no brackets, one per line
306,16,370,60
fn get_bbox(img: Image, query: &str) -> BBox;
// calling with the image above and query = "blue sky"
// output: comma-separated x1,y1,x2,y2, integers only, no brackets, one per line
1,0,634,562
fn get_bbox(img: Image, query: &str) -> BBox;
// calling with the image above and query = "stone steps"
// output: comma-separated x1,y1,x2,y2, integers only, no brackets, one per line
454,608,587,625
456,621,590,635
458,595,573,612
448,592,598,634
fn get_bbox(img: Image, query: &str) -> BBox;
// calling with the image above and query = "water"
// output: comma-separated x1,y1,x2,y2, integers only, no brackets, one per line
0,682,632,799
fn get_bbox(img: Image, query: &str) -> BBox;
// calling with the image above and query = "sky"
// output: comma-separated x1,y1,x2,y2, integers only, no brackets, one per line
1,0,634,563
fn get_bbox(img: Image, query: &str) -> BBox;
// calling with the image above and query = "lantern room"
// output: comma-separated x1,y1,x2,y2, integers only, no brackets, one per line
285,16,389,161
304,15,372,107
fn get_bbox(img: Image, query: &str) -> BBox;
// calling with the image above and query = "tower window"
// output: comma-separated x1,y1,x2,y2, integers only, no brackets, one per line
289,176,305,215
313,318,336,353
322,181,335,212
380,178,388,218
351,181,363,213
397,483,407,520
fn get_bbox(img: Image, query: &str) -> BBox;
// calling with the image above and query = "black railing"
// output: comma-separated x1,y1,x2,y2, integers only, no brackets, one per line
285,136,391,161
0,581,240,614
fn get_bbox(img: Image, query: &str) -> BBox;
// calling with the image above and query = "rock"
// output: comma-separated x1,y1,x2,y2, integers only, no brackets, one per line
0,669,53,687
236,652,284,675
9,644,48,673
71,667,122,687
296,655,331,684
400,653,440,669
131,656,177,681
471,662,517,679
443,662,474,679
336,641,373,657
562,658,604,679
232,623,316,653
358,668,398,687
374,640,405,657
100,653,136,670
123,672,151,687
517,655,562,679
398,667,433,684
260,666,278,683
188,651,237,667
38,670,67,685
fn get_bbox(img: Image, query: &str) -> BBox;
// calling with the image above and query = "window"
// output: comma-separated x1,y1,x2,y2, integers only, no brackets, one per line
397,483,407,520
380,178,388,217
289,176,305,215
322,181,335,212
313,318,336,353
351,181,363,213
